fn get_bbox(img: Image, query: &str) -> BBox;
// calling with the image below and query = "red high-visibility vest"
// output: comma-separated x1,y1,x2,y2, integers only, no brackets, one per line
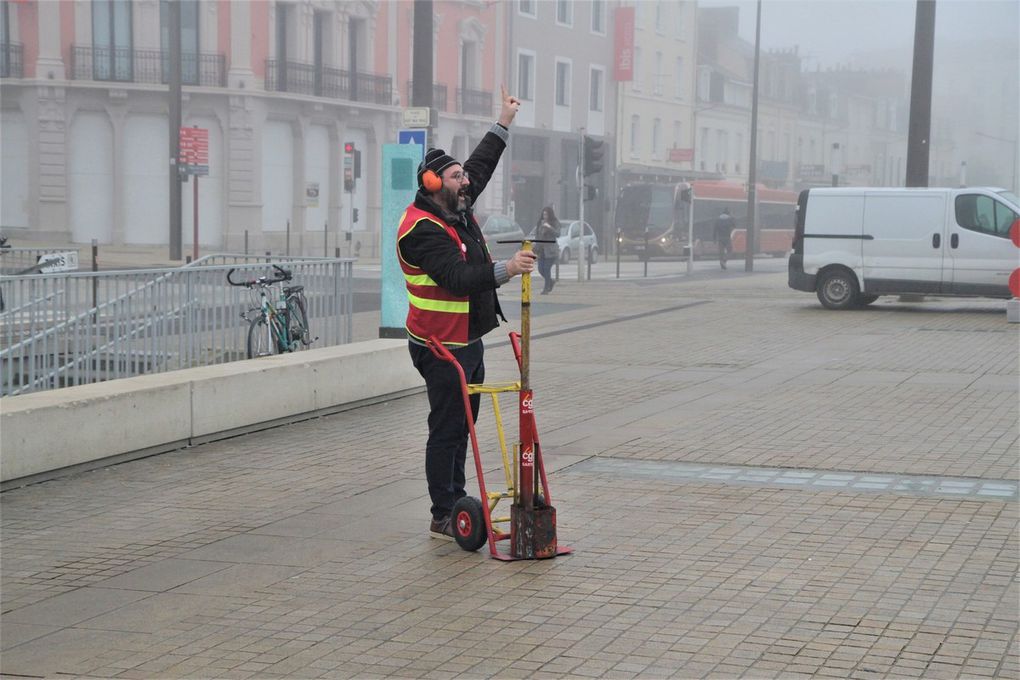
396,205,471,346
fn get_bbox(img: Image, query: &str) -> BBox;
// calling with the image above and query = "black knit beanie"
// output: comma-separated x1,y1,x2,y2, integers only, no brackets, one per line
418,148,459,190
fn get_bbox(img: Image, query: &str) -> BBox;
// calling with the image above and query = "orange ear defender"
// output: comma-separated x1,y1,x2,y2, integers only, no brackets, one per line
421,168,442,193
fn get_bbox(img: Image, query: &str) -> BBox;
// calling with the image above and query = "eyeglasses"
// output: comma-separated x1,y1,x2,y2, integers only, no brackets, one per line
446,170,469,183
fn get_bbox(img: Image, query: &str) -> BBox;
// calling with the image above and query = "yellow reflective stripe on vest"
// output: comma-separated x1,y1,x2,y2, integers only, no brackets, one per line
404,272,437,286
407,291,469,313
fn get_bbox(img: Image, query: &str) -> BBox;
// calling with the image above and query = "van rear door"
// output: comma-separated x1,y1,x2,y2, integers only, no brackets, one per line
861,192,946,294
945,192,1017,297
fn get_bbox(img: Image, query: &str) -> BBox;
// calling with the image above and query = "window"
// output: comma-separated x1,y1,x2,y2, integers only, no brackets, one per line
955,195,1016,237
673,120,682,148
630,115,640,155
674,57,683,99
0,1,11,77
652,119,661,158
675,2,684,37
589,67,603,112
556,0,572,26
518,52,534,100
461,41,478,90
591,0,605,33
632,47,642,91
555,60,570,107
93,0,133,81
653,51,663,95
654,1,665,34
518,0,536,17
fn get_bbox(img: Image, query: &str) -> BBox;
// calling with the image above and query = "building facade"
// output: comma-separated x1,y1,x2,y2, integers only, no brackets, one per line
0,0,508,256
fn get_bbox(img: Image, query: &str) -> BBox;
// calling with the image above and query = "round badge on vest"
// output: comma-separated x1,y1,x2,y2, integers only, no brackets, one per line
461,243,467,252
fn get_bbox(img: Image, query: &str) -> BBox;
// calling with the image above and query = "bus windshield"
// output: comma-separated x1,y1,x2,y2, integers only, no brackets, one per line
615,184,676,237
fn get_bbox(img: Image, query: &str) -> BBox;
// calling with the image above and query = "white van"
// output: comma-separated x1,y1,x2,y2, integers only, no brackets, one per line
788,187,1019,309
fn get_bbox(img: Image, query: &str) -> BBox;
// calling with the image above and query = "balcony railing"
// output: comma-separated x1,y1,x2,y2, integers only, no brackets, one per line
264,59,392,105
458,87,492,116
0,43,23,78
70,46,226,87
406,81,448,112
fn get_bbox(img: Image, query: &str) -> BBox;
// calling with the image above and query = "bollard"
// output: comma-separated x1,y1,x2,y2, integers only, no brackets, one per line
643,228,649,278
286,219,291,256
244,230,249,255
616,228,621,279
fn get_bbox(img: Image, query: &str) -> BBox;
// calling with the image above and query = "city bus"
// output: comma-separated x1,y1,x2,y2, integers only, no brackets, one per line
614,180,798,259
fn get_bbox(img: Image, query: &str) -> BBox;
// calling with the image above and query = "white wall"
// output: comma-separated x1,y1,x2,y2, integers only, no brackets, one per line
182,115,224,248
262,120,293,232
304,124,330,232
123,115,169,244
69,111,114,243
1,111,30,228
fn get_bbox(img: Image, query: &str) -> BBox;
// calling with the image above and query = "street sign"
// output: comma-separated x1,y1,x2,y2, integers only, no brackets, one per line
402,107,430,128
36,251,79,273
398,129,427,161
179,127,209,176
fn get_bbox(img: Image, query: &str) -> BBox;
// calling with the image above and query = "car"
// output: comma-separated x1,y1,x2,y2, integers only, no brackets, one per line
478,213,525,260
557,220,599,263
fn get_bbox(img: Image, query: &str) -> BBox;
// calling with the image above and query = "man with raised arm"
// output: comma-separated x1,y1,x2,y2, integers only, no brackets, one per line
396,86,536,540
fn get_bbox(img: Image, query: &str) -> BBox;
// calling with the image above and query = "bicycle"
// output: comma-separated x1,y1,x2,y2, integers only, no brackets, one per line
227,264,315,358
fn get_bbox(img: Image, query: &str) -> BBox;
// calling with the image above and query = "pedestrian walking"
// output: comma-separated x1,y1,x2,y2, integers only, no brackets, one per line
714,208,734,270
535,206,561,294
396,86,536,541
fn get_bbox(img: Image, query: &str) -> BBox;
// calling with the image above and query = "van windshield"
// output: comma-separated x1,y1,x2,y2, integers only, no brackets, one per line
995,190,1019,209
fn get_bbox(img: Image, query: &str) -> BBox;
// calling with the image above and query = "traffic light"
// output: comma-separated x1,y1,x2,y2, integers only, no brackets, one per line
352,208,360,224
583,135,604,176
584,184,598,201
344,142,356,192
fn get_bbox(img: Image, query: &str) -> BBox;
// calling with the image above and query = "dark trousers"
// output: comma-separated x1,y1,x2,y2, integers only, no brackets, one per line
409,340,485,520
718,240,731,268
538,254,555,291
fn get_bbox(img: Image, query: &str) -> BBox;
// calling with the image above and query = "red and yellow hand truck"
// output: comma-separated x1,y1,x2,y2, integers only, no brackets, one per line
426,239,571,561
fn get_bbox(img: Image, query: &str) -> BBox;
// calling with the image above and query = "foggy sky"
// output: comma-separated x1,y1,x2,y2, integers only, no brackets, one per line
698,0,1019,71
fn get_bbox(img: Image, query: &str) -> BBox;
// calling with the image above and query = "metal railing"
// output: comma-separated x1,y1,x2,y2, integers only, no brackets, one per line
264,59,392,104
0,247,82,275
0,256,354,396
458,87,493,116
1,43,23,78
70,45,226,87
406,81,448,111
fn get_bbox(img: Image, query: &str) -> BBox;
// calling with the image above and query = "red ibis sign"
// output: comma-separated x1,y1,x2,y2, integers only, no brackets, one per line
614,7,635,82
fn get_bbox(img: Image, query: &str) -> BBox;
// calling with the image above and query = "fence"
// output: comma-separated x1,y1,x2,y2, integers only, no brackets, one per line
0,247,82,275
0,256,354,396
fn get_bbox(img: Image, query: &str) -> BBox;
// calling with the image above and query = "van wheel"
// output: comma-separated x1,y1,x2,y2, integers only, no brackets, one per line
816,269,860,310
858,294,879,306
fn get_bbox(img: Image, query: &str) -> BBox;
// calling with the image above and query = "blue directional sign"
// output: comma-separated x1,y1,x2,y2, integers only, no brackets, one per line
398,129,427,159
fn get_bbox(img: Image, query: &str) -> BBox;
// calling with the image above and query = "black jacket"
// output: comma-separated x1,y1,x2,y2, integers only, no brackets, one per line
398,127,509,342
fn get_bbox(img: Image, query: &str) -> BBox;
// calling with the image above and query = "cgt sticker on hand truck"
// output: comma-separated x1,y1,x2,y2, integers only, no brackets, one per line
521,447,535,467
521,397,534,414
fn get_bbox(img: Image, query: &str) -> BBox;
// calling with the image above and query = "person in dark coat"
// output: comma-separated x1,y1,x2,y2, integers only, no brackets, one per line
714,208,735,270
535,206,561,294
396,86,535,541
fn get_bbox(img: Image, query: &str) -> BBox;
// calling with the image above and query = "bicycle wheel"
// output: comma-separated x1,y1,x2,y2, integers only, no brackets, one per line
246,315,279,358
287,294,312,346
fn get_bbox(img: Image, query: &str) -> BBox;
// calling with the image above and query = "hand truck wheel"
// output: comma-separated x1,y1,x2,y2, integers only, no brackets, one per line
452,497,487,552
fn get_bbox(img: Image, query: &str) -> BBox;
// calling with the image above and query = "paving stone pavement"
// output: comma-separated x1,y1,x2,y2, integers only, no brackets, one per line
2,269,1018,679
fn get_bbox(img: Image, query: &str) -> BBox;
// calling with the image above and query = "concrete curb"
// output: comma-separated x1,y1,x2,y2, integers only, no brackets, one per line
0,339,423,488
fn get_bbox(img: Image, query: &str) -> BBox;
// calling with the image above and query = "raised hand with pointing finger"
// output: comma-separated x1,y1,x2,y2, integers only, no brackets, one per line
498,84,521,128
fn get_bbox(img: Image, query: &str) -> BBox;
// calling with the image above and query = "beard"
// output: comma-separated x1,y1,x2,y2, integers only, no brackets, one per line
439,185,470,214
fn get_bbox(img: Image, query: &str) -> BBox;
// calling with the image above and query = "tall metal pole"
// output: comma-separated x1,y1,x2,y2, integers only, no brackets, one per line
905,0,936,187
168,0,182,260
412,1,434,143
744,0,762,272
578,129,585,282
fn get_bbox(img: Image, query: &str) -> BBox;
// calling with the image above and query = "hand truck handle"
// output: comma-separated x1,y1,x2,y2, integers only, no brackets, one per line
425,336,456,363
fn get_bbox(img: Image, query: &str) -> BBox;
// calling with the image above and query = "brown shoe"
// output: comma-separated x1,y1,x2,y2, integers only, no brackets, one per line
429,517,454,541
